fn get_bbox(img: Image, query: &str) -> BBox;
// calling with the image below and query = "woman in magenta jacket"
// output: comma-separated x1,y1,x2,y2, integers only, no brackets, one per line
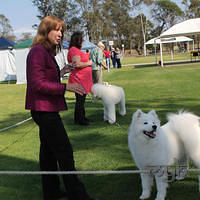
25,16,99,200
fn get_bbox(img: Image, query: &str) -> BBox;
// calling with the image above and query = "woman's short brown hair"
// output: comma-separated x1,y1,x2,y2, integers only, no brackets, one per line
32,16,66,54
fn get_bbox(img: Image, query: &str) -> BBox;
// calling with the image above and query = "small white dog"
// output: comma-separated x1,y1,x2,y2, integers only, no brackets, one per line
128,109,200,200
91,83,126,124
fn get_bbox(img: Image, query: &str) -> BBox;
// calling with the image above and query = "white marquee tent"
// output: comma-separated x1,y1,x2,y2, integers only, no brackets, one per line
0,50,16,82
159,18,200,66
0,48,68,83
15,48,68,84
0,40,96,83
160,18,200,38
145,36,194,64
145,36,194,45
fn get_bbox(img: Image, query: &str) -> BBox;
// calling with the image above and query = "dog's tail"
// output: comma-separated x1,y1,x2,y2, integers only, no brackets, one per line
167,111,200,166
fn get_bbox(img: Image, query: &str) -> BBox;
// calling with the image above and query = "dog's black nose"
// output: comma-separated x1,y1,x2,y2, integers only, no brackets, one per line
152,125,157,130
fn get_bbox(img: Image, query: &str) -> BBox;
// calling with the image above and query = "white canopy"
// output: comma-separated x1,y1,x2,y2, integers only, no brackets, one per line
0,48,68,84
159,18,200,67
0,50,16,82
160,18,200,38
145,36,193,45
15,48,68,84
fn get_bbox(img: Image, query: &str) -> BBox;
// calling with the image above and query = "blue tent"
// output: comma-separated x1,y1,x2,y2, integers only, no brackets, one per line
62,41,69,49
0,36,16,50
81,40,96,50
63,40,96,50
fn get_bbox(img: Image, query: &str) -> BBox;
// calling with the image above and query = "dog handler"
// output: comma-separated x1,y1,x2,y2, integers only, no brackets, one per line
90,41,107,83
25,16,100,200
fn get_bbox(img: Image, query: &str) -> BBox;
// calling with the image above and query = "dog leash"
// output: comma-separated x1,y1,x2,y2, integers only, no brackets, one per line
70,68,86,94
69,66,127,130
90,97,128,131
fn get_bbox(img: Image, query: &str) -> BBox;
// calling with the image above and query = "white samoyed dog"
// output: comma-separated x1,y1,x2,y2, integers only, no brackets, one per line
128,109,200,200
91,83,126,124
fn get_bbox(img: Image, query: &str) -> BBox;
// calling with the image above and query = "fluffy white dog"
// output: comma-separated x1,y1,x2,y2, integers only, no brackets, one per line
128,109,200,200
91,83,126,124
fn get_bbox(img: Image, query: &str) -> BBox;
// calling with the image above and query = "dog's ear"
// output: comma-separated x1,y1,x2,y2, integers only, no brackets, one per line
133,109,143,120
149,110,158,119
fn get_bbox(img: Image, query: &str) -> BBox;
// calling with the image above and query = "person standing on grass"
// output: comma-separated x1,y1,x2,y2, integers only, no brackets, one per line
25,16,100,200
86,49,90,59
111,47,117,68
104,46,111,70
115,47,122,68
90,41,107,83
67,31,93,126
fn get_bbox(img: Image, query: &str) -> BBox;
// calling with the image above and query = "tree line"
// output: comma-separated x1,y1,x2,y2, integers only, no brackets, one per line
1,0,200,54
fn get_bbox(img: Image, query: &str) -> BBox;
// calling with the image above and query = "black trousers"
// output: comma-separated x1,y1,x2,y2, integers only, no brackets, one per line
31,111,90,200
74,93,87,122
116,59,121,68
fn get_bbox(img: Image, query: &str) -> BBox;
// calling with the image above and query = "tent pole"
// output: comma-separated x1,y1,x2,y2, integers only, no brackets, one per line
154,40,157,65
160,42,164,67
155,46,157,65
193,40,194,50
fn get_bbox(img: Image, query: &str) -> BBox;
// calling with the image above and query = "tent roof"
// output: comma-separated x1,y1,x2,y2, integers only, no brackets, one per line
145,36,193,45
81,40,96,50
0,36,16,50
63,41,69,49
14,39,69,49
60,40,96,50
160,18,200,38
14,38,96,50
14,38,33,49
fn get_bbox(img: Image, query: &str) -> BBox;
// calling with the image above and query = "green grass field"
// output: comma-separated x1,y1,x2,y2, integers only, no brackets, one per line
1,59,200,200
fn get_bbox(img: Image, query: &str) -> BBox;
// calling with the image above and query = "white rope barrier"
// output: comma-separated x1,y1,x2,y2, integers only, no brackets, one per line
0,117,32,133
0,170,149,175
0,168,198,176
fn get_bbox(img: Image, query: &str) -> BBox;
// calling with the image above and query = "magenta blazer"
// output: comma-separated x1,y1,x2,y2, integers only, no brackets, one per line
25,44,67,112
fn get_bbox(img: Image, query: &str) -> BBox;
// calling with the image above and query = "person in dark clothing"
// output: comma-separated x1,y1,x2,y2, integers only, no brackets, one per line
25,16,101,200
115,47,122,68
111,47,117,68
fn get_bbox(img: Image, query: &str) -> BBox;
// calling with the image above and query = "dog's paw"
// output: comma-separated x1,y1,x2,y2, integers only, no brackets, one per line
140,191,150,199
108,120,115,124
155,197,165,200
119,111,126,116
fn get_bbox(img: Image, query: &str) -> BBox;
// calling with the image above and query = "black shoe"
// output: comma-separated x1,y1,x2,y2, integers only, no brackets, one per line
90,198,101,200
84,118,93,122
74,119,89,126
44,190,67,200
78,120,89,126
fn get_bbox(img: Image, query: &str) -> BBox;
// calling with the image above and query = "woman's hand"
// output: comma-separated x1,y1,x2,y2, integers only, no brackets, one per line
66,83,84,95
60,64,74,77
87,60,93,66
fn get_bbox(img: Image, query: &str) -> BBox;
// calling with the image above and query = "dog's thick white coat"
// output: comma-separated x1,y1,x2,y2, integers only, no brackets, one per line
128,109,200,200
91,83,126,124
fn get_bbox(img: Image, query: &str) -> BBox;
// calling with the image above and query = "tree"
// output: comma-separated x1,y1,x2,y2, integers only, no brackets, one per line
32,0,57,19
101,0,131,46
131,0,154,55
182,0,200,18
0,14,15,41
129,14,152,55
32,0,82,40
17,33,33,43
152,0,184,35
75,0,104,42
132,0,153,6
